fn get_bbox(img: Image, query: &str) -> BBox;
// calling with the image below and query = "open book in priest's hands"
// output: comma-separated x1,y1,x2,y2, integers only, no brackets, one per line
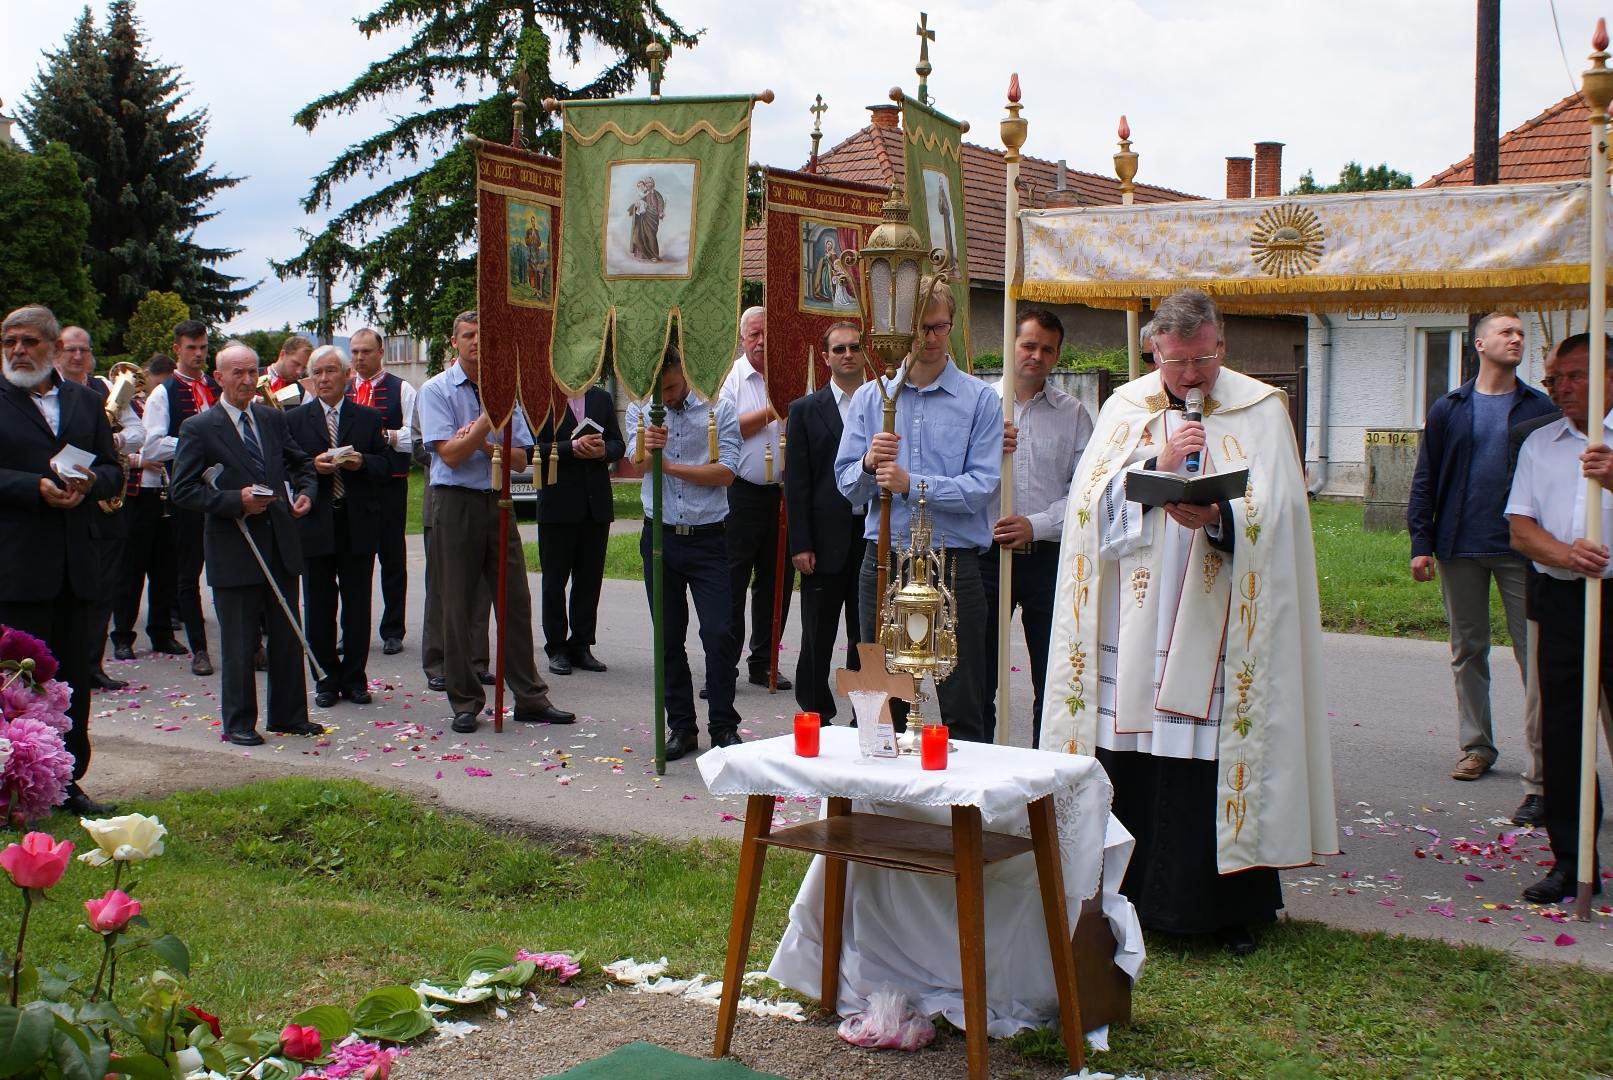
1124,466,1248,508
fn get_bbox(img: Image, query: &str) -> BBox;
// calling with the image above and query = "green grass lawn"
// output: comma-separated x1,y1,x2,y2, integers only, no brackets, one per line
15,779,1612,1078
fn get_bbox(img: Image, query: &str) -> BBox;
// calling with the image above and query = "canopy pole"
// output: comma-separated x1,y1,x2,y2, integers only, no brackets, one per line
1114,117,1141,381
492,425,511,734
996,76,1026,746
651,386,667,776
1576,21,1613,921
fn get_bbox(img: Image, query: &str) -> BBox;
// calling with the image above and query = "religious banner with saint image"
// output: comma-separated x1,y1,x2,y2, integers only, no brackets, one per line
552,96,758,400
471,139,563,429
899,93,972,368
761,166,885,413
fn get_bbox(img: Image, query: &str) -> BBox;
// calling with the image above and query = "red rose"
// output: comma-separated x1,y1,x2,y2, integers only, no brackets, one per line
186,1005,223,1039
279,1024,323,1062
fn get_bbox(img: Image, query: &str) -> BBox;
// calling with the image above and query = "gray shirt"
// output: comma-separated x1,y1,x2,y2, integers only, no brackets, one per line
996,379,1094,541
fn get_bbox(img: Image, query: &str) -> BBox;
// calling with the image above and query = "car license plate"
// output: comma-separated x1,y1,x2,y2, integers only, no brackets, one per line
511,482,535,495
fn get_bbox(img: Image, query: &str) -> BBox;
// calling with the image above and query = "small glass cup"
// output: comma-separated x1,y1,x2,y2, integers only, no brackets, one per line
920,723,949,770
794,712,821,757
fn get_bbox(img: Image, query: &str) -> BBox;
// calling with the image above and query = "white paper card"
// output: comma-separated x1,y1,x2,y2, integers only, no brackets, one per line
49,444,96,481
273,384,301,404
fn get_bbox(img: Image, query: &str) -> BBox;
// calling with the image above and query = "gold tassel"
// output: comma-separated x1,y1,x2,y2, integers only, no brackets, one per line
707,409,717,463
547,440,559,485
633,413,646,465
490,443,503,492
763,442,773,484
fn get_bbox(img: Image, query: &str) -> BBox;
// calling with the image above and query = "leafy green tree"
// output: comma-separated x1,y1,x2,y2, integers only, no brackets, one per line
1290,161,1415,195
0,142,103,336
234,325,302,363
17,1,251,350
124,290,190,366
279,1,698,357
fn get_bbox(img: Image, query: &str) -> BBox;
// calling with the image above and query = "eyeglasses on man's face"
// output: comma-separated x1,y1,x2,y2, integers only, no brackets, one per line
920,321,953,338
828,343,863,355
1155,353,1220,371
1542,369,1590,390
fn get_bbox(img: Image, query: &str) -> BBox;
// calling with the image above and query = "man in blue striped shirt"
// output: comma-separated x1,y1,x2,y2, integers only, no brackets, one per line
626,349,744,761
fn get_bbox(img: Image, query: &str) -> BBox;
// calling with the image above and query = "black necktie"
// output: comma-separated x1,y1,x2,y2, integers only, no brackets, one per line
239,412,267,479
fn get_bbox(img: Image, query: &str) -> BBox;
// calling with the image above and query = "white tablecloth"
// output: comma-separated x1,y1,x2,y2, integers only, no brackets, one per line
698,728,1144,1037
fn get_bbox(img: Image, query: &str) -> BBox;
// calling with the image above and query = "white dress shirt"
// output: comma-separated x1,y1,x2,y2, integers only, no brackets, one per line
139,376,213,488
718,353,779,485
829,381,864,515
1506,412,1613,580
31,383,60,435
995,378,1095,541
352,369,416,453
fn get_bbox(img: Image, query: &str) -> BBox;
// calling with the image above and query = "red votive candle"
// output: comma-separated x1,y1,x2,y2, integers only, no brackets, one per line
794,712,820,757
920,723,949,770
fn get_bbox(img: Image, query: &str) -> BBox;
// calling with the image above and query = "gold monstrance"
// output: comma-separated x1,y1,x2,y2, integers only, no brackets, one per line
878,481,957,752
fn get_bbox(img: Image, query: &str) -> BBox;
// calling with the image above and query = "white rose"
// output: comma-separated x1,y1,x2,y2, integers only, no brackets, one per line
78,813,167,866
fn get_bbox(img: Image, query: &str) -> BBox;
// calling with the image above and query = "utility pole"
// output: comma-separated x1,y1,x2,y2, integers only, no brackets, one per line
315,267,332,345
1467,0,1501,379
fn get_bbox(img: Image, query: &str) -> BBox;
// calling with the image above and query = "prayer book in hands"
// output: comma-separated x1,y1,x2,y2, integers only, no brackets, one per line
1125,466,1248,508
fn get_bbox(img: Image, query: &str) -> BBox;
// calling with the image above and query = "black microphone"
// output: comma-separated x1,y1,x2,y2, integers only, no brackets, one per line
1184,388,1204,474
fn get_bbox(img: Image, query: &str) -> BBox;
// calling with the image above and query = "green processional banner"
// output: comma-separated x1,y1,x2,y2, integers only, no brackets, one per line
552,96,757,400
899,93,972,368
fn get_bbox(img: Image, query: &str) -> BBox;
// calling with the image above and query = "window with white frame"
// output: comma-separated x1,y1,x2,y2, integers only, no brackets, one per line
1416,327,1467,420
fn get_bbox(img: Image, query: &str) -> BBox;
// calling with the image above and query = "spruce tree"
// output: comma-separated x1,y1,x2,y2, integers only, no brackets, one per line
279,1,697,351
18,2,251,348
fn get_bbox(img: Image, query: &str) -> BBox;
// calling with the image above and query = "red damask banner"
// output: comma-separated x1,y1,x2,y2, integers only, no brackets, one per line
762,168,886,415
473,140,563,430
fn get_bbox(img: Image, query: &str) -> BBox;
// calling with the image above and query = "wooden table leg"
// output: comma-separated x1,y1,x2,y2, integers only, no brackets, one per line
820,796,851,1015
714,793,775,1057
951,805,989,1080
1028,793,1085,1072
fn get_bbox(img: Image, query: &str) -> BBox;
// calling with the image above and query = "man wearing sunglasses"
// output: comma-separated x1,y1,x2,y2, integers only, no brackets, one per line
835,282,1003,741
785,321,867,724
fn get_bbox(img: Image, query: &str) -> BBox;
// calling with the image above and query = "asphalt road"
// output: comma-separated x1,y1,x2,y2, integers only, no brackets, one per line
87,527,1612,969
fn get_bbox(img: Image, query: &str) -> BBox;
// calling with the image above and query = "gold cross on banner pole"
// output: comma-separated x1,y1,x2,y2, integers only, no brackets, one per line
915,12,935,104
809,94,827,170
647,40,665,100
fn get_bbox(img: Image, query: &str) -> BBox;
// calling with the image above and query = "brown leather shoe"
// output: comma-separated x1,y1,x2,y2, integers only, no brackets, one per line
1451,752,1491,781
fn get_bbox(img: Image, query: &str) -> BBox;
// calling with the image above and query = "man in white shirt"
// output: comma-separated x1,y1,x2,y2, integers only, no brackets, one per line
718,306,794,691
1505,332,1612,904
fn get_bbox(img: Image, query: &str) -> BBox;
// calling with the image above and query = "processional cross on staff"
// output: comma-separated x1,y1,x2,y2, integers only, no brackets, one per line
916,12,935,104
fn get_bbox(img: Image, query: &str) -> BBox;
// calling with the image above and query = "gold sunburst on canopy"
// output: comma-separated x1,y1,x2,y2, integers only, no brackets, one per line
1249,203,1325,278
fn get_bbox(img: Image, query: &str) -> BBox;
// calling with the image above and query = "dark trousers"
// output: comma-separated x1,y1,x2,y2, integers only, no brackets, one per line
212,550,305,736
377,477,408,641
112,491,177,649
170,506,208,654
88,529,127,667
538,519,609,658
642,523,739,736
1533,574,1608,881
857,541,989,742
304,509,376,695
429,486,550,716
420,512,489,680
726,481,794,677
981,542,1060,745
794,530,863,722
0,585,93,781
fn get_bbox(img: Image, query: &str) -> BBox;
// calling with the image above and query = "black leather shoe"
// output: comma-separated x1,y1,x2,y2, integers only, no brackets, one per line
1216,925,1257,956
711,730,744,749
1524,870,1574,904
514,705,575,725
63,785,116,815
91,669,128,691
571,650,608,673
1512,794,1546,827
451,711,479,734
227,730,265,746
151,638,188,656
665,730,698,760
548,654,573,676
749,672,791,691
314,690,340,708
477,670,496,686
427,675,447,692
112,644,136,662
270,720,325,737
190,651,213,677
382,637,403,655
253,645,267,671
345,687,372,705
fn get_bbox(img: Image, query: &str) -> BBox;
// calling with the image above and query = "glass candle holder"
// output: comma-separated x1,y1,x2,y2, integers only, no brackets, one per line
920,723,949,770
794,712,820,757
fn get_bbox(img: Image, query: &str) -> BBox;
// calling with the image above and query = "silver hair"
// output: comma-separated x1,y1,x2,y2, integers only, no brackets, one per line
740,306,766,335
1138,319,1155,346
3,305,62,342
309,344,350,370
1148,288,1224,342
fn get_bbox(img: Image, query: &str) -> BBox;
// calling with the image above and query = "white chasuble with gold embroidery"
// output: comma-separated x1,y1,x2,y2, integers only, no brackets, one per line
1040,368,1338,875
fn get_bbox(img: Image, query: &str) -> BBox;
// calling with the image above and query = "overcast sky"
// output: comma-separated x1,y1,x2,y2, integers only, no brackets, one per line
2,0,1606,334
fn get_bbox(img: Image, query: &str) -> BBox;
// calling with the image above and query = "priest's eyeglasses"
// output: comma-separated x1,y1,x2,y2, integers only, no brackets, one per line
828,343,863,355
1155,353,1221,371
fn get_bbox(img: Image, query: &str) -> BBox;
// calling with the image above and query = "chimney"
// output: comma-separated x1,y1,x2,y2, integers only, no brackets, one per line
1225,156,1253,200
1044,158,1080,208
868,104,899,130
1253,141,1284,198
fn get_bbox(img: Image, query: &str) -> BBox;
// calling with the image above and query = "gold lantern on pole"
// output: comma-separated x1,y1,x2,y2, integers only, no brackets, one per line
877,482,958,752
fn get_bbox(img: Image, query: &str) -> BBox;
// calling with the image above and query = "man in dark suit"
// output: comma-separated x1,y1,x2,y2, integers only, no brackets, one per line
286,345,391,708
535,386,624,675
170,343,319,745
784,321,866,723
0,305,122,813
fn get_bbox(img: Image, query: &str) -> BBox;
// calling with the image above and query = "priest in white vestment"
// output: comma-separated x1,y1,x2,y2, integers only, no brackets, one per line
1039,288,1337,954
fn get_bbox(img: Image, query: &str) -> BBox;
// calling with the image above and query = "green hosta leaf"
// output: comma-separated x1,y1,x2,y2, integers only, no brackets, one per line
352,986,433,1042
105,1051,169,1080
454,946,514,983
0,1003,53,1075
148,935,189,977
466,960,535,990
290,1005,353,1042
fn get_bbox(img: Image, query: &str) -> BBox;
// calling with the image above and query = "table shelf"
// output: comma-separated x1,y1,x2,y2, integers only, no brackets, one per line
757,811,1033,876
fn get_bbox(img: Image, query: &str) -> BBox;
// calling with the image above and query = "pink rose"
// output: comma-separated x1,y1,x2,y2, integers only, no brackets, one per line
84,888,141,933
0,831,73,889
363,1058,392,1080
280,1024,323,1062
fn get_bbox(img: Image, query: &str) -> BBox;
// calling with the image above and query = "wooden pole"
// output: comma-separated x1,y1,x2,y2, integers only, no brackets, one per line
651,386,667,775
996,76,1026,746
769,491,787,693
492,424,511,734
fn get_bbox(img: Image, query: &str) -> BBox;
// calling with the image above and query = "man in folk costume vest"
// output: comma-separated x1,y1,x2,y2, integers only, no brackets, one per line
1040,288,1336,955
263,335,312,407
346,327,416,656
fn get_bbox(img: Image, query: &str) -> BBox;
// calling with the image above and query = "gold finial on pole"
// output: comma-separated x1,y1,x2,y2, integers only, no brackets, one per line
1115,115,1143,381
511,71,530,149
809,94,827,171
647,40,666,100
915,12,935,105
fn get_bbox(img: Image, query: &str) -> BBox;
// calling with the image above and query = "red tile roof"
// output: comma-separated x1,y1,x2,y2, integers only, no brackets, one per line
742,122,1202,285
1423,92,1594,187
